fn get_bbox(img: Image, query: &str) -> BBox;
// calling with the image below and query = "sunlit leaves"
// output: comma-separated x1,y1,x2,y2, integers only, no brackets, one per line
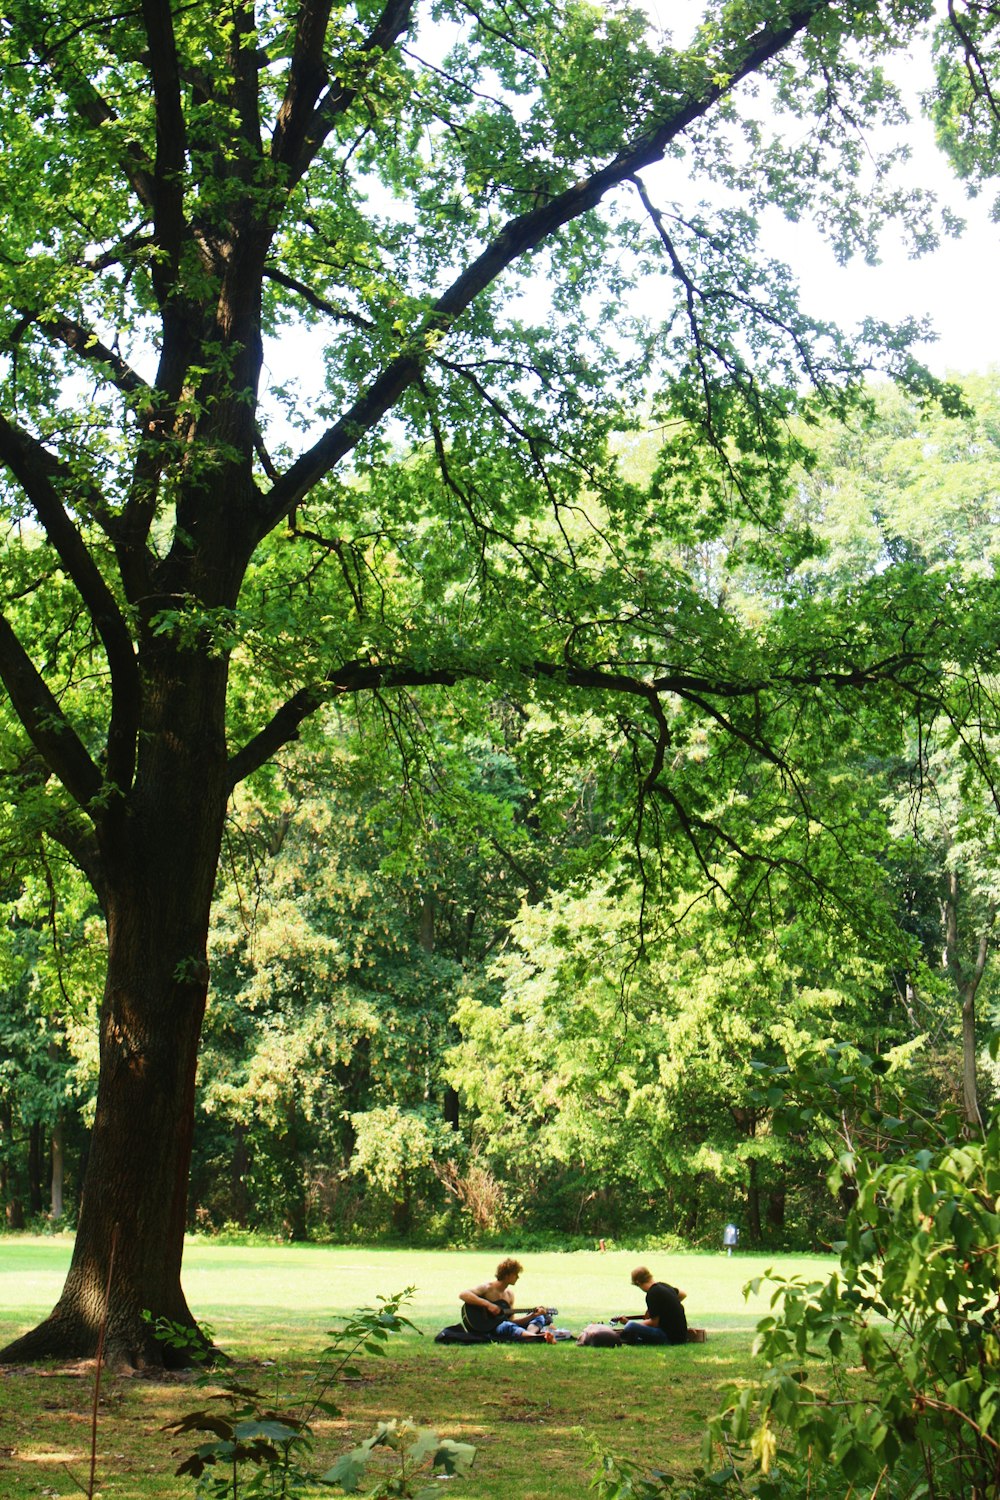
712,1059,1000,1497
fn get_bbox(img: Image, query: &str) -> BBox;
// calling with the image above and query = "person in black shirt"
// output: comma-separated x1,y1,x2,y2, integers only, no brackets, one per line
616,1265,688,1345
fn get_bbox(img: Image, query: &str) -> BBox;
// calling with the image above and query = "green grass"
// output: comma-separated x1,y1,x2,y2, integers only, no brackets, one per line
0,1238,836,1499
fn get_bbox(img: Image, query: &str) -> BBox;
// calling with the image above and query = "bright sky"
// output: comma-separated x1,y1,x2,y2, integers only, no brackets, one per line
761,118,999,379
263,6,999,437
665,0,1000,379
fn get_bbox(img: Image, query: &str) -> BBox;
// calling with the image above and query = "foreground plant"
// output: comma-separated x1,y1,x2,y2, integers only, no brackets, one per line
588,1046,1000,1499
323,1420,474,1498
154,1288,472,1498
709,1048,1000,1498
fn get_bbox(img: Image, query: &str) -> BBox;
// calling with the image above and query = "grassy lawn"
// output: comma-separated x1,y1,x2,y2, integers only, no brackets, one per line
0,1238,836,1499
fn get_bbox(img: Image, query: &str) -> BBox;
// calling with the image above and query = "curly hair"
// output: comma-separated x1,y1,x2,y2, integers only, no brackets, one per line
495,1257,523,1282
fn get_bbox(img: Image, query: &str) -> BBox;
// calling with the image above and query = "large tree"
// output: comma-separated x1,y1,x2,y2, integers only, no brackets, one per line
0,0,983,1365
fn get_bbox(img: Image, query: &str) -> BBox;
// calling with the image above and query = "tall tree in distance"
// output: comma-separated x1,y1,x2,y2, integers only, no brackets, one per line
0,0,982,1364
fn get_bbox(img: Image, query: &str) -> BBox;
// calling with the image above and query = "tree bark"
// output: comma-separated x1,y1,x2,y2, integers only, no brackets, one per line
0,650,231,1367
50,1118,65,1221
942,870,993,1137
746,1159,762,1244
0,926,212,1364
230,1123,252,1227
1,1099,24,1229
27,1121,44,1217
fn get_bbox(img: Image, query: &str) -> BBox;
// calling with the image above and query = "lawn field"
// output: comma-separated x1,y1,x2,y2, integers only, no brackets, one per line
0,1238,837,1499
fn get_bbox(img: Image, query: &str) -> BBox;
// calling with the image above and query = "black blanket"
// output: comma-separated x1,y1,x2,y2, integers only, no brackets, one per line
434,1322,493,1344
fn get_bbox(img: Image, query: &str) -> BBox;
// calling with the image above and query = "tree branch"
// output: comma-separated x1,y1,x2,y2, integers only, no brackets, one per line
225,633,920,794
947,0,1000,126
0,613,105,813
26,315,150,399
230,0,263,165
262,264,377,331
270,0,335,171
226,666,456,791
0,415,140,790
260,1,829,533
140,0,188,301
0,755,105,900
271,0,417,188
14,1,157,209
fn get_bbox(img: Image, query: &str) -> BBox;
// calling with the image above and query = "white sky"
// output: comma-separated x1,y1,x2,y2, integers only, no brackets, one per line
263,6,1000,436
760,117,999,379
661,0,1000,378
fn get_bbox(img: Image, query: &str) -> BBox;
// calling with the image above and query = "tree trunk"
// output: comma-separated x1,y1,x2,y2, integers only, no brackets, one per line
50,1118,65,1221
28,1121,44,1216
230,1123,251,1227
2,1098,25,1228
746,1160,762,1243
0,653,231,1368
942,872,992,1137
419,894,460,1128
0,931,210,1365
961,980,984,1136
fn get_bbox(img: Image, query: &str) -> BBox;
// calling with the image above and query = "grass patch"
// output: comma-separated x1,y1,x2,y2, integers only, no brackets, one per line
0,1238,836,1498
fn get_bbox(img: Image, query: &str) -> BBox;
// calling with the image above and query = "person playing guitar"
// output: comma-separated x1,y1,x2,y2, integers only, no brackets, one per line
611,1265,688,1345
459,1258,554,1340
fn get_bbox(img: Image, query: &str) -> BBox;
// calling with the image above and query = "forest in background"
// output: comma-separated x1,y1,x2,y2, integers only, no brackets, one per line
4,371,998,1252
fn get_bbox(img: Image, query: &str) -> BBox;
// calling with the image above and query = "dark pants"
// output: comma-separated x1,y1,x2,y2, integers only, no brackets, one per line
619,1320,671,1345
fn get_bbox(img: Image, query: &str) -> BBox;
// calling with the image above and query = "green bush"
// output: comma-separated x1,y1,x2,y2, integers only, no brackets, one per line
707,1048,1000,1498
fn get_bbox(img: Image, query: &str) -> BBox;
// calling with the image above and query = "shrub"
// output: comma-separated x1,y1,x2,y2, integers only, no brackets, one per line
707,1047,1000,1498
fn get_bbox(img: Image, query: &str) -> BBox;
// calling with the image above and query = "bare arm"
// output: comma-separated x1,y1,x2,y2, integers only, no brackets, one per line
459,1284,505,1312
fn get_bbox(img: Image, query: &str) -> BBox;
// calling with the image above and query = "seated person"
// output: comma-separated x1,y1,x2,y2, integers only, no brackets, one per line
459,1257,550,1340
615,1265,687,1345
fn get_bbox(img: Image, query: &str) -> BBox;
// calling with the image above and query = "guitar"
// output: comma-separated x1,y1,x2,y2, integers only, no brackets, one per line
460,1301,558,1336
610,1312,705,1343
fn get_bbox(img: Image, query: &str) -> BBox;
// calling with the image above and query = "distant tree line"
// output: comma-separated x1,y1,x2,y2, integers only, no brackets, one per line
4,375,999,1250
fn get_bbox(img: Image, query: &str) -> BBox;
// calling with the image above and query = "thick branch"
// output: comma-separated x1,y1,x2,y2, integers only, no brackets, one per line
44,816,105,903
0,415,140,789
140,0,188,300
271,0,417,188
262,264,376,330
261,1,828,532
225,637,918,792
56,82,156,211
0,614,105,812
947,0,1000,126
30,316,150,400
0,756,104,895
271,0,336,169
230,0,263,164
226,667,457,790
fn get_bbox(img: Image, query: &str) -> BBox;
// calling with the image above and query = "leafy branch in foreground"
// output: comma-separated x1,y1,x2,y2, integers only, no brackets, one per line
713,1047,1000,1498
323,1421,475,1499
589,1045,1000,1498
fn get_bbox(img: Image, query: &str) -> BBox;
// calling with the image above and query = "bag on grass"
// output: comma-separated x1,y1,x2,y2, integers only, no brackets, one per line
576,1322,622,1347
